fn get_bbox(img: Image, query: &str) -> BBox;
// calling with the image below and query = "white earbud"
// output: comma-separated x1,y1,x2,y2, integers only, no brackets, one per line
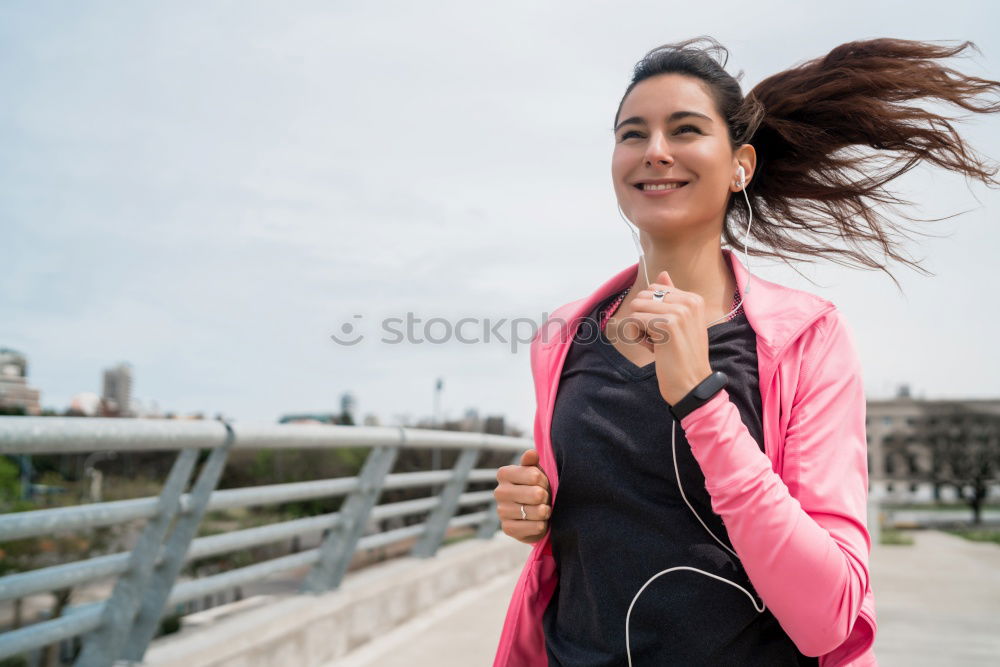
736,164,746,188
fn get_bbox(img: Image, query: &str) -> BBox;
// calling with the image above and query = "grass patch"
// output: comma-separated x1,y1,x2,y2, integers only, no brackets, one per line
879,529,914,546
944,528,1000,546
881,503,1000,512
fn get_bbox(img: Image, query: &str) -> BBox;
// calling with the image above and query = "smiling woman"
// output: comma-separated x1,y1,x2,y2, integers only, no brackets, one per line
491,35,1000,667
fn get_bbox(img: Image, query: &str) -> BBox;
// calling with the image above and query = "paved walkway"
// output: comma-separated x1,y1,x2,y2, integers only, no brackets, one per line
327,530,1000,666
871,530,1000,665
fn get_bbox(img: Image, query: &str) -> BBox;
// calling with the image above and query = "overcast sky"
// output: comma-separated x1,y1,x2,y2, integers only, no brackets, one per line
2,1,999,433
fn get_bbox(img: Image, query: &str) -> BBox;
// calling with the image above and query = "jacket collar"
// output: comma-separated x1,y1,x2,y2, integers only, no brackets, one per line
540,248,834,357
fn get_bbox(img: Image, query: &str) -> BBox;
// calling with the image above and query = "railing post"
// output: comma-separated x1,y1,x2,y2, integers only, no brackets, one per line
477,451,522,540
121,420,236,662
301,443,400,593
74,447,201,667
411,447,480,558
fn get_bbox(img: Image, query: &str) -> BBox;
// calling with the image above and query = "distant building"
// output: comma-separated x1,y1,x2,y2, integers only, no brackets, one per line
340,392,355,415
419,411,519,437
0,347,42,415
867,384,1000,502
483,415,506,436
70,392,102,416
460,407,482,432
102,362,133,417
278,412,343,425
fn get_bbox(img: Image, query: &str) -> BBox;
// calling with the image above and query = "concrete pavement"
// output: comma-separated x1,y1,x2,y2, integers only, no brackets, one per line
871,530,1000,665
327,530,1000,666
326,559,525,667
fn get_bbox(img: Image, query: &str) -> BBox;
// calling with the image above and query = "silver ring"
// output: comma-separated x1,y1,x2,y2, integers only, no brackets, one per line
520,504,527,520
652,289,668,302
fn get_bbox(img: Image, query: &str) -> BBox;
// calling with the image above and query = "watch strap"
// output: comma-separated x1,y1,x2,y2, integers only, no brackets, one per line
669,371,729,421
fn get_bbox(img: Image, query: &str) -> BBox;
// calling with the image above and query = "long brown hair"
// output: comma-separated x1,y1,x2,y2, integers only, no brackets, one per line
614,36,1000,289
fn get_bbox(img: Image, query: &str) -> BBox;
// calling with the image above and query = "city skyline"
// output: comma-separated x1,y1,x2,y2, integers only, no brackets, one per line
0,344,512,427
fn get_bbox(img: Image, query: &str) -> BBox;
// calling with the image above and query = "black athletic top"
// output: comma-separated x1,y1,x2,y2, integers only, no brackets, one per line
541,290,818,666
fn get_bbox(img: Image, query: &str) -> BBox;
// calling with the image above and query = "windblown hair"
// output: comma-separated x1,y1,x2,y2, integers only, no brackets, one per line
615,36,1000,288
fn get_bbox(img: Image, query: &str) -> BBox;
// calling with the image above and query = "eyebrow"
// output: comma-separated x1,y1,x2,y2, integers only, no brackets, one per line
614,110,712,133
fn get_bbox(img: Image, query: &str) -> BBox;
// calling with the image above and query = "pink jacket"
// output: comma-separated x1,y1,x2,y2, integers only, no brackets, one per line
493,248,878,666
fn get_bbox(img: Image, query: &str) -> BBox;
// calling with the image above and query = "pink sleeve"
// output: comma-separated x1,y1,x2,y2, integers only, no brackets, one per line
678,309,872,658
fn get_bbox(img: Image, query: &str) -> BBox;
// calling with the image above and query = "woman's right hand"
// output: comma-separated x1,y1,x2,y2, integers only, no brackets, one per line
494,449,552,544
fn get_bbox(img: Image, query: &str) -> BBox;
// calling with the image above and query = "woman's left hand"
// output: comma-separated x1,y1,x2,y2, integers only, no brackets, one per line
626,269,715,407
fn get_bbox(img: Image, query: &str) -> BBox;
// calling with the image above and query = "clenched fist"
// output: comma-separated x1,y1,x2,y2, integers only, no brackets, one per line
494,449,552,544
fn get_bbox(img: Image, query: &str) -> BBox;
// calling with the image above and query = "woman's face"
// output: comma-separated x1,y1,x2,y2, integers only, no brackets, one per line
612,73,739,239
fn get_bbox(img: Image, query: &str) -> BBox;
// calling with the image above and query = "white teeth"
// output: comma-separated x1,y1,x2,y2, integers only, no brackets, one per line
642,182,686,190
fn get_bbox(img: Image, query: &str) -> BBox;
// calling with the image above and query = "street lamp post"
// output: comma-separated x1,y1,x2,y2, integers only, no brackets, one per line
432,378,443,492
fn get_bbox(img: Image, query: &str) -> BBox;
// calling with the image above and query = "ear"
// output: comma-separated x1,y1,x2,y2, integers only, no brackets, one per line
733,144,757,188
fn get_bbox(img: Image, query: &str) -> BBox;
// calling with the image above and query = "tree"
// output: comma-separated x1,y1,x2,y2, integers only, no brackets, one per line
885,403,1000,524
1,463,118,657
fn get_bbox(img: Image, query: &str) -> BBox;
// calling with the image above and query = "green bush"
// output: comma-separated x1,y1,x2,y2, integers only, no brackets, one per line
879,529,914,546
0,456,20,502
945,528,1000,546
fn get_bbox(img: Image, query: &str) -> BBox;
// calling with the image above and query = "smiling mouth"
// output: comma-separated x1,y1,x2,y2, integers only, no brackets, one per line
634,182,689,191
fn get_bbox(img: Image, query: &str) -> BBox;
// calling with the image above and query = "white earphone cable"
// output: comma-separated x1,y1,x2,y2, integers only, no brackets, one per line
618,167,765,665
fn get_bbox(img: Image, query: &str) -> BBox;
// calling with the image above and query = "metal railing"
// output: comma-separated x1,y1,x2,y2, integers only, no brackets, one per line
0,417,529,666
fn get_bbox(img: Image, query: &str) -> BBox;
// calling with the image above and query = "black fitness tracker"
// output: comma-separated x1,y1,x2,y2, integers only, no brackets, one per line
669,370,729,421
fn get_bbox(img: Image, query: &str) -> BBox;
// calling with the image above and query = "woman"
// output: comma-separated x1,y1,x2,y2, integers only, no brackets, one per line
492,37,1000,666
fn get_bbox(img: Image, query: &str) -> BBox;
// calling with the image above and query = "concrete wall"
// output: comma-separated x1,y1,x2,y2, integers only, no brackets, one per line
141,535,532,667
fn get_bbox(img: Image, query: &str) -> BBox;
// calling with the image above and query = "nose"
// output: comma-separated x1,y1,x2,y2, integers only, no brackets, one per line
643,133,673,167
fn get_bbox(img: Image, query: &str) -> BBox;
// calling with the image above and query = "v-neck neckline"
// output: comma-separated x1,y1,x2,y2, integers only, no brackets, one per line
591,292,746,382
